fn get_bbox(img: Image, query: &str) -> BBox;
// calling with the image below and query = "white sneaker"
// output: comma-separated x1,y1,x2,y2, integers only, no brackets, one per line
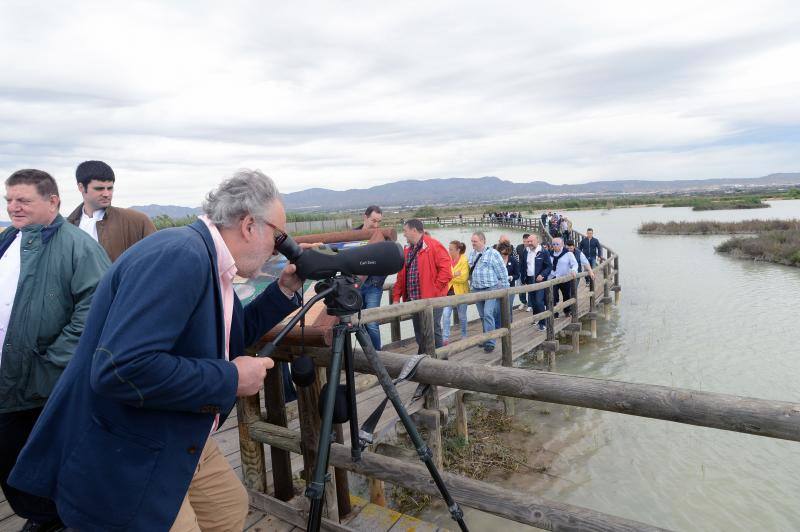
526,306,532,312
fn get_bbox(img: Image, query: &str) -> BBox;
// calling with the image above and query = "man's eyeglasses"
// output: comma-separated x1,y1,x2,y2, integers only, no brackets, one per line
263,220,288,249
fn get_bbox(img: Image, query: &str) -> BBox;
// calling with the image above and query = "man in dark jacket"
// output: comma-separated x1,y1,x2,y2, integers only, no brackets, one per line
577,228,603,267
520,233,552,330
10,170,303,532
1,169,110,532
67,160,156,262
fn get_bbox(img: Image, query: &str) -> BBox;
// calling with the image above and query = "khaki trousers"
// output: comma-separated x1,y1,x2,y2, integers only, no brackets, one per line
170,437,249,532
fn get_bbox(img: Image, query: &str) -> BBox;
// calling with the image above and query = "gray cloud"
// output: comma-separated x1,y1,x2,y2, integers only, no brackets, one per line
1,0,799,215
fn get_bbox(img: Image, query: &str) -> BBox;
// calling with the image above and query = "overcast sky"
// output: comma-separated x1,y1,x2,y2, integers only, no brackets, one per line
1,0,799,214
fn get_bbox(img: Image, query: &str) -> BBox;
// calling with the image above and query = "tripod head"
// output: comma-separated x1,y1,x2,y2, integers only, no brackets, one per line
315,275,364,317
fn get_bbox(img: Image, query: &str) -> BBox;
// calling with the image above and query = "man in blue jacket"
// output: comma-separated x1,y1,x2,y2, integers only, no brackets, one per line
519,234,552,331
10,170,303,532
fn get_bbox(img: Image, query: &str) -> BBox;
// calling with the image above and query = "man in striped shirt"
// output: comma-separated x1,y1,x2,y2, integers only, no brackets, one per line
468,231,509,353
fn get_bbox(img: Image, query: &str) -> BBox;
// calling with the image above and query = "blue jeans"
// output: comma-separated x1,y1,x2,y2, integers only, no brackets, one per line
442,303,468,341
529,287,546,326
474,285,500,348
360,283,383,350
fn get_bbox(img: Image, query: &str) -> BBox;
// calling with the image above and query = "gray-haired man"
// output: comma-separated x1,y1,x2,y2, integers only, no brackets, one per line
10,170,304,532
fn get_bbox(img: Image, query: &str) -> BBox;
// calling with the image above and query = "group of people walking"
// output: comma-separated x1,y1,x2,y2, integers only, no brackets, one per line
390,217,605,355
541,210,574,240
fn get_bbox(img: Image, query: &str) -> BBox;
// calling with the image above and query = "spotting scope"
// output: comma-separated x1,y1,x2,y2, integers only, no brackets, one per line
276,235,405,280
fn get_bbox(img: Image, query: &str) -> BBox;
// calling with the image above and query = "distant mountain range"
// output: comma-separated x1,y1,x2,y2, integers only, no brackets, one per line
281,173,800,211
129,204,202,218
122,173,800,216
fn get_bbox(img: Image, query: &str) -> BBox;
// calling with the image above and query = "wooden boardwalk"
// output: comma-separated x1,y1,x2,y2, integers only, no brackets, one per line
1,220,611,531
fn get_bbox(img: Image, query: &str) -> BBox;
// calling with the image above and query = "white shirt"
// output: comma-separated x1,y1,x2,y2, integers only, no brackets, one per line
0,232,22,367
526,245,541,276
78,208,106,241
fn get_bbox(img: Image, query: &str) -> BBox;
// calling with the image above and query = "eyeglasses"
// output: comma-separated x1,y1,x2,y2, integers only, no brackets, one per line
262,220,288,249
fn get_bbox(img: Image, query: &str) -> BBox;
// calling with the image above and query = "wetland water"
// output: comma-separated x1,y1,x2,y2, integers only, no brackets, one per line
403,200,800,531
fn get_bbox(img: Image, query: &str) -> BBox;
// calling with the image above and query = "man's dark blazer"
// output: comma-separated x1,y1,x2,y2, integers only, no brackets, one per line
519,245,553,285
10,220,299,532
578,236,603,260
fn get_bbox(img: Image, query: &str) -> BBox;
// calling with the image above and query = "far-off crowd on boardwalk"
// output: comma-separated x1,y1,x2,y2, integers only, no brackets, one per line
386,210,604,354
0,162,604,532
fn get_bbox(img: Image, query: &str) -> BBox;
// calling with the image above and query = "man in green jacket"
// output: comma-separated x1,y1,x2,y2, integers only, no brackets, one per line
0,169,110,532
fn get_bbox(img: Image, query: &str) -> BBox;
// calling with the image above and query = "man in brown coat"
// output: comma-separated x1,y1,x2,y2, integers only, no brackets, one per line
67,161,156,261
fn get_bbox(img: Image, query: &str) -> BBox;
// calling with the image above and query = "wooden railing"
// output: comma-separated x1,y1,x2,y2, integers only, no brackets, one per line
235,222,799,531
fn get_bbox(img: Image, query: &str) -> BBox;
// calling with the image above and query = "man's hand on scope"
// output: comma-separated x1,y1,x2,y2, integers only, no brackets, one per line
233,356,275,396
277,242,322,297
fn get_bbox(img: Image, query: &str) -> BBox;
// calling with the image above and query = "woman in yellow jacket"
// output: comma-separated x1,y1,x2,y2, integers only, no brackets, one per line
442,240,469,344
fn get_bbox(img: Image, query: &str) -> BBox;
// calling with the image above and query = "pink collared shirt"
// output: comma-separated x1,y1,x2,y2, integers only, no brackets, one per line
199,215,237,431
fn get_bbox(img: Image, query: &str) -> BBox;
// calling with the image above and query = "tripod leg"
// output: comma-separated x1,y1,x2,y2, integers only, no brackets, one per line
307,325,346,532
353,327,469,532
344,330,362,461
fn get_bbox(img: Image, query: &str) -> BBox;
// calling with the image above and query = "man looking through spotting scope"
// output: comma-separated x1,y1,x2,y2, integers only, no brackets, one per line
10,170,304,532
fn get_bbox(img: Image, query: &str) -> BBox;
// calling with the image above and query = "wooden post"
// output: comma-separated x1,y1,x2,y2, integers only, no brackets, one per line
614,256,621,305
333,425,352,518
455,390,469,444
603,262,611,320
546,286,556,371
296,365,339,522
589,275,598,339
499,291,513,366
388,291,401,343
236,394,267,493
417,408,444,469
499,289,514,415
571,276,580,354
369,470,387,507
419,305,443,467
264,363,293,500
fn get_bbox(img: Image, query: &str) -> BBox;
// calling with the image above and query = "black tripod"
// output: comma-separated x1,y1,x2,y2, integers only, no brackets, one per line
260,275,468,532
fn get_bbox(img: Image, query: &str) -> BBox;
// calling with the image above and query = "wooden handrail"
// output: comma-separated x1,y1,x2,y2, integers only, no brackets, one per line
280,347,800,443
362,269,602,324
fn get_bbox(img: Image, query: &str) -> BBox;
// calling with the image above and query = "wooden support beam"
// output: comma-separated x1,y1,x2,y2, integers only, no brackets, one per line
455,390,469,444
296,365,339,522
564,323,582,333
265,363,294,501
237,393,267,493
541,340,559,352
546,286,556,371
571,276,580,354
416,408,443,469
499,294,513,368
603,262,612,320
